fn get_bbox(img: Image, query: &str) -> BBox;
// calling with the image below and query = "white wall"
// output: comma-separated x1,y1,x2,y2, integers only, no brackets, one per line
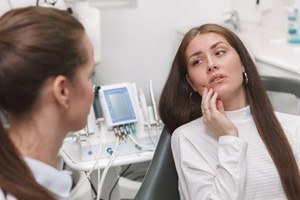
94,0,232,104
0,0,232,105
0,0,39,16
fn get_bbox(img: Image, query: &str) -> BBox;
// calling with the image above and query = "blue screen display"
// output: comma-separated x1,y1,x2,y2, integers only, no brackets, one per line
104,87,136,124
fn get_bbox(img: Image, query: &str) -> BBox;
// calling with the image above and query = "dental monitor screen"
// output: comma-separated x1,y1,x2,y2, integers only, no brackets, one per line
100,84,138,129
105,88,136,123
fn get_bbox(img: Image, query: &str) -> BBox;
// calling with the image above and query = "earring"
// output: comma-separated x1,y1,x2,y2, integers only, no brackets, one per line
189,91,201,105
243,72,248,85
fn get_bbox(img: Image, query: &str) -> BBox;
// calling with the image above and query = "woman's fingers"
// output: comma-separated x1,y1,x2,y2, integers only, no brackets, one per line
200,88,238,137
216,99,225,115
201,87,207,113
209,92,218,112
202,88,213,111
204,91,218,121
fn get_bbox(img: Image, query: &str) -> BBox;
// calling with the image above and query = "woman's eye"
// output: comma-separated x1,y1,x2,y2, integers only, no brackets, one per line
216,50,225,56
192,60,202,66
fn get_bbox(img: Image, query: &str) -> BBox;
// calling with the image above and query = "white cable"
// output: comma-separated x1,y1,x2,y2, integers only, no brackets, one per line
96,136,120,200
149,80,159,123
70,156,97,198
70,130,102,198
95,137,102,199
139,88,149,123
85,126,102,190
145,124,157,145
139,88,157,145
128,134,155,151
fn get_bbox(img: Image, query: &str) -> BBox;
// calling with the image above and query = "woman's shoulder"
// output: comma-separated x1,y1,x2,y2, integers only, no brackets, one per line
275,111,300,133
275,111,300,125
275,111,300,139
172,117,203,137
171,117,217,145
275,111,300,154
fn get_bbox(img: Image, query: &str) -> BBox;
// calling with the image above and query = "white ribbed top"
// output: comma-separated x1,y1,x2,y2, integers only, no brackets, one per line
171,106,300,200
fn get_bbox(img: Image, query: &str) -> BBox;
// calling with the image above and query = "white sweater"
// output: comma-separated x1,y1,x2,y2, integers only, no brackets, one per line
171,106,300,200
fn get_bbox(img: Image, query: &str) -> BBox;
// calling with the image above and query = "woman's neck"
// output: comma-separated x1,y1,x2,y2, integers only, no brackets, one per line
221,88,248,111
8,111,67,167
223,98,248,111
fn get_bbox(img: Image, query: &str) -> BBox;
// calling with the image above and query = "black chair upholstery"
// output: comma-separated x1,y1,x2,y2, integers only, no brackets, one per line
261,76,300,114
134,127,180,200
135,76,300,200
261,76,300,98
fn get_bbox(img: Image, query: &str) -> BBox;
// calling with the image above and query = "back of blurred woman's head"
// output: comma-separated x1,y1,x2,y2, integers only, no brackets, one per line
0,6,87,117
0,6,87,199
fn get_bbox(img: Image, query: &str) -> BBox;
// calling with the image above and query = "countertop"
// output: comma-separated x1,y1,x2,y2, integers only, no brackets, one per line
238,22,300,75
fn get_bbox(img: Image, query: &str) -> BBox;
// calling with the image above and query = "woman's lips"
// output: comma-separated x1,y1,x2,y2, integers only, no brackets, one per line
209,74,226,84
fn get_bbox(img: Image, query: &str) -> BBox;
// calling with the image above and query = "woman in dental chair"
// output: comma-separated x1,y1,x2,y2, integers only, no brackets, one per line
159,23,300,200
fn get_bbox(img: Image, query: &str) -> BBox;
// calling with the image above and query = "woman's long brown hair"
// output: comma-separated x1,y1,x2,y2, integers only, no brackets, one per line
0,7,87,199
159,24,300,199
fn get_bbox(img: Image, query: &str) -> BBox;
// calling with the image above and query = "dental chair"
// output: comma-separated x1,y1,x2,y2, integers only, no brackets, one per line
134,126,179,200
134,76,300,200
261,76,300,114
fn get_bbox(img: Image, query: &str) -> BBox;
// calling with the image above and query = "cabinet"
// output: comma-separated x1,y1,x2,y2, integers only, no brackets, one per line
239,23,300,114
87,0,137,9
256,61,300,114
256,60,300,79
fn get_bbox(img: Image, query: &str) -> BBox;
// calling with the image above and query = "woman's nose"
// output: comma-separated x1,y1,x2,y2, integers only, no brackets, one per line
207,59,219,72
208,66,218,72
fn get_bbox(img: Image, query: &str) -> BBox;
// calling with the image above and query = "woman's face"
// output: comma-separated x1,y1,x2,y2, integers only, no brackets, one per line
185,32,245,102
67,34,95,131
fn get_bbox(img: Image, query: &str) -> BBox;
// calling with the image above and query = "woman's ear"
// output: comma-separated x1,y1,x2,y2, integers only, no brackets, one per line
186,74,196,91
241,63,246,72
52,75,70,110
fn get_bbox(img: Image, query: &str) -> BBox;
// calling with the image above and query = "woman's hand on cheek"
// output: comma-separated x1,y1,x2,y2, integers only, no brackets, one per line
201,88,238,137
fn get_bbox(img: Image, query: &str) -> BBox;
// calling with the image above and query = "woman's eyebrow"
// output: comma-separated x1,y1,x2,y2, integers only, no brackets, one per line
210,41,227,49
187,41,228,63
187,51,202,63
